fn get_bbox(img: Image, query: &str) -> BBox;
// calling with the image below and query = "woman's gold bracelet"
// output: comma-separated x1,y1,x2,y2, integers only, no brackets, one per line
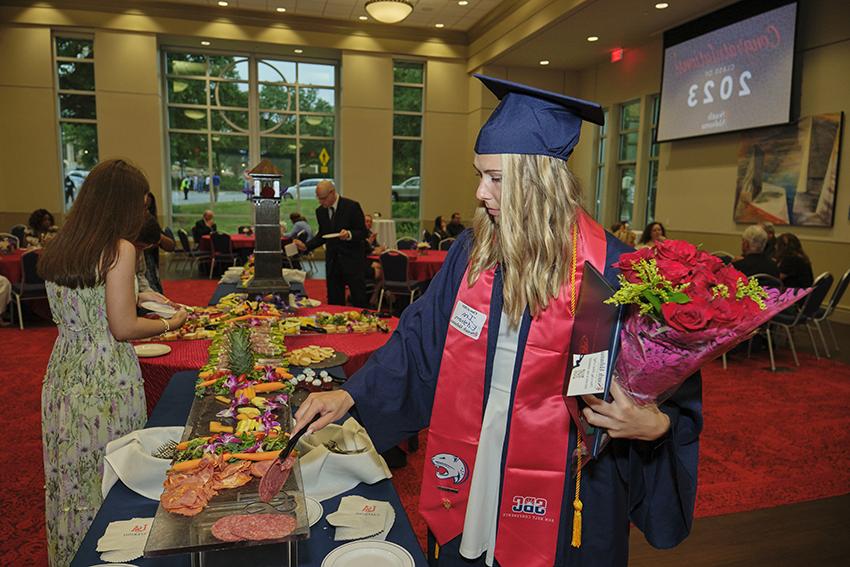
161,318,170,333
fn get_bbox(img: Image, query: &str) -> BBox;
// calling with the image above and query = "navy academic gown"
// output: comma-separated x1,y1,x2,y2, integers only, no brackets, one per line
342,229,703,567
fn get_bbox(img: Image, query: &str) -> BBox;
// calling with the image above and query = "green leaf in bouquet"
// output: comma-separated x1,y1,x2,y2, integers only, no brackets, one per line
668,291,691,304
642,290,662,314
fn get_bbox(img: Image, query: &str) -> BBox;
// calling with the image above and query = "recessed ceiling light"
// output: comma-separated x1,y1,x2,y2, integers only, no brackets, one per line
217,1,228,6
201,40,211,46
435,23,445,28
276,7,286,13
359,15,368,21
458,1,469,5
587,35,599,42
539,60,550,66
294,49,303,54
655,2,669,9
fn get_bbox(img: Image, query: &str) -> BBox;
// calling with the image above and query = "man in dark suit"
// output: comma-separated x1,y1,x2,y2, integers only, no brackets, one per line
732,224,779,278
295,180,368,307
191,209,217,246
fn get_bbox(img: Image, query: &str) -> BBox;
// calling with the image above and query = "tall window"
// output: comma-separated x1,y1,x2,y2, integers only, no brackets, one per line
645,95,660,224
593,109,609,221
391,61,424,239
164,50,336,236
616,100,640,223
55,36,98,211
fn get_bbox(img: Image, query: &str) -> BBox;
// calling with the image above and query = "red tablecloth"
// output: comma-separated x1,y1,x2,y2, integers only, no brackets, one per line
200,233,292,251
0,250,25,284
368,250,448,281
138,304,397,414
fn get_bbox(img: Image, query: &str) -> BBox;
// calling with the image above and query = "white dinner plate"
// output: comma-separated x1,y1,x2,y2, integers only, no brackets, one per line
323,232,341,239
321,540,414,567
134,343,172,358
305,496,323,527
140,301,177,317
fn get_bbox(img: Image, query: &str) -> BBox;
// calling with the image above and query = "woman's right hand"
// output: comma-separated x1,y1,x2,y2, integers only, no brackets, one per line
168,309,188,329
293,390,355,436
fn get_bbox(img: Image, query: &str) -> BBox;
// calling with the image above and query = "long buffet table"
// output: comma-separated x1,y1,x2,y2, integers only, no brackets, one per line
71,370,427,566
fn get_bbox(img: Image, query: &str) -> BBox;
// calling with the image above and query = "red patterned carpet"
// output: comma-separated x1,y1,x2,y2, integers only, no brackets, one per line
1,285,849,564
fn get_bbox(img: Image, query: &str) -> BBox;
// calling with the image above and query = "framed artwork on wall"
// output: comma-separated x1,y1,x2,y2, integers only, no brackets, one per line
733,112,842,226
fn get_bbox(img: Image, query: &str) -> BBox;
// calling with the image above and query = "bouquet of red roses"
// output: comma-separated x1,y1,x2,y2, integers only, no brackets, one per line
605,240,810,405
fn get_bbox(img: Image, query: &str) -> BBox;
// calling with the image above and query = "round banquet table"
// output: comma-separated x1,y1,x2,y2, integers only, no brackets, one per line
199,233,292,251
368,249,448,281
137,303,398,415
0,249,25,283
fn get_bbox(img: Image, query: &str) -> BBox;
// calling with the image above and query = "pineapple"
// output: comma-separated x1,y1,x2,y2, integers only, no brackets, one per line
227,326,255,376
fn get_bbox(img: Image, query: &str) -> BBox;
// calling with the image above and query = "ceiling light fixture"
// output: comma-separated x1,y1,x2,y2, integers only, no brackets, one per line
655,2,669,9
364,0,414,24
458,1,469,5
359,15,368,21
435,23,445,28
294,49,303,54
276,7,286,13
201,40,211,46
587,35,599,42
539,60,550,66
217,1,228,6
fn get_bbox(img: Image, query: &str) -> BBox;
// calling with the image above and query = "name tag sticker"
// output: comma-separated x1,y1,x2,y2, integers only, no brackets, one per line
567,350,609,397
450,300,487,340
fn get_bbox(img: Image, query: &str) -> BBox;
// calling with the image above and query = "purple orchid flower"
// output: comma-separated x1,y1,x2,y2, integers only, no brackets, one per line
242,440,263,453
216,407,236,419
260,410,280,432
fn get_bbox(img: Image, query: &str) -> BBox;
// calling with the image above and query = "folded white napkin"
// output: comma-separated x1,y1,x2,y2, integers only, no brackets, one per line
326,496,395,541
297,418,391,502
101,427,183,500
282,268,307,283
96,517,153,562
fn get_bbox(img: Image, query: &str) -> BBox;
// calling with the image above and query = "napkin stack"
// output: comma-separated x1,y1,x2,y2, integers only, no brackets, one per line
326,496,395,541
297,418,392,502
96,517,153,562
282,268,307,283
219,267,243,284
101,426,184,500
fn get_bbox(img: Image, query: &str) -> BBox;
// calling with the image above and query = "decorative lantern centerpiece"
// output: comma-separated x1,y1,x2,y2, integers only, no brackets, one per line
241,159,290,298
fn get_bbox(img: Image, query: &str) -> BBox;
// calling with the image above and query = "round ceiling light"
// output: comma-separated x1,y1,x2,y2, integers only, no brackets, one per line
587,35,599,42
655,2,669,9
364,0,414,24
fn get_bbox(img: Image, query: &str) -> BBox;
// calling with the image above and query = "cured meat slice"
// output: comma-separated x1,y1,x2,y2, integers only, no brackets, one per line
210,515,243,542
250,460,274,478
211,514,296,542
258,455,296,502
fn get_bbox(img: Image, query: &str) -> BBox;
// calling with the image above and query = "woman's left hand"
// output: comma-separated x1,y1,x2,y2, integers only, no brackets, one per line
581,382,670,441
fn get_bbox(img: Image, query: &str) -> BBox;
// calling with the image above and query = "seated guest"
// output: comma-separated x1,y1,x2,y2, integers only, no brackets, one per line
191,209,217,245
431,215,450,248
732,225,779,278
637,221,666,248
612,221,637,247
25,208,59,247
284,212,314,242
447,212,465,237
760,221,776,258
774,233,814,288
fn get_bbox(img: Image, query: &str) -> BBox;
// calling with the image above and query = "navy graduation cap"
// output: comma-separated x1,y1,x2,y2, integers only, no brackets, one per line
474,73,605,161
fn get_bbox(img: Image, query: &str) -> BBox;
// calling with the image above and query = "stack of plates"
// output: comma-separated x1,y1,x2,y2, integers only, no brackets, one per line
220,266,244,284
321,541,414,567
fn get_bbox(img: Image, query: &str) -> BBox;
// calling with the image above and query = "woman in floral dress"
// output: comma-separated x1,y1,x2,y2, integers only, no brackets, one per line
38,159,187,566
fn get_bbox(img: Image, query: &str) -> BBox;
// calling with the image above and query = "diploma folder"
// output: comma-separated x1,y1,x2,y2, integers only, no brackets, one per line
563,261,625,459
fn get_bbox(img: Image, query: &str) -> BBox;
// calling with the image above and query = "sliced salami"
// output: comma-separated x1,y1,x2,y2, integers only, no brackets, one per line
228,513,297,541
210,515,243,542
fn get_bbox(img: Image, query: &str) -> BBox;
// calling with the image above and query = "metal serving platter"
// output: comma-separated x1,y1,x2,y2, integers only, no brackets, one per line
144,394,310,558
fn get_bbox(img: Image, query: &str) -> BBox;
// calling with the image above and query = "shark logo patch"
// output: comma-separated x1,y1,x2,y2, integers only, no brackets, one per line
431,453,468,485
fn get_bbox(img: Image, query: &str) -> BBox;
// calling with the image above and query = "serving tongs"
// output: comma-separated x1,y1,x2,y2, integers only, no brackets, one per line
258,413,320,503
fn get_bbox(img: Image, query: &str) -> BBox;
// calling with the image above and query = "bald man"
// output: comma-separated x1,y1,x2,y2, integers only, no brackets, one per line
192,209,217,244
297,180,369,307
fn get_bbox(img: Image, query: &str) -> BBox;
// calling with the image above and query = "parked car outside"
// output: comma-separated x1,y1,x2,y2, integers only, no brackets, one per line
391,176,420,202
283,178,333,200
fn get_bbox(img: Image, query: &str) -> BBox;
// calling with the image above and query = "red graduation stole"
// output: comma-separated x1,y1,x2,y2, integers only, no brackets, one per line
419,211,607,567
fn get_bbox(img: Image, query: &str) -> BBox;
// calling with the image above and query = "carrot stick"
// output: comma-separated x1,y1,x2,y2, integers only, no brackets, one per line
171,458,202,472
224,450,282,461
197,378,220,388
253,382,287,393
227,315,278,323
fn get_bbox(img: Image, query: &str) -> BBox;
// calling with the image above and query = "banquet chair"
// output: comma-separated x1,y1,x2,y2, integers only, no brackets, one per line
712,251,735,265
396,237,417,250
735,273,784,371
422,229,432,245
11,249,48,330
812,268,849,353
209,232,239,278
0,233,19,253
295,230,317,275
283,242,300,269
438,237,456,251
174,228,209,273
769,272,833,366
9,224,26,245
377,250,425,313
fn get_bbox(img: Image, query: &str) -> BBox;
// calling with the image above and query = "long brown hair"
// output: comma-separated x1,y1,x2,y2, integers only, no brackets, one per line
39,159,149,288
468,154,583,325
774,233,810,265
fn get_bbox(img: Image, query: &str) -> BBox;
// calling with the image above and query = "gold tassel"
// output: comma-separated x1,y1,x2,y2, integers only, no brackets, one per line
434,541,440,560
571,427,583,548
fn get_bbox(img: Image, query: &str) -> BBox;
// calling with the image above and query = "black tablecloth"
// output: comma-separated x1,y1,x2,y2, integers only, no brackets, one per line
70,370,426,566
209,282,306,306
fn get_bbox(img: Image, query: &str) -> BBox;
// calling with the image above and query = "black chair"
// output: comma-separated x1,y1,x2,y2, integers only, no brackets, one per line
733,273,785,371
11,250,48,330
422,229,432,245
769,272,834,366
209,232,239,278
174,228,209,273
813,268,849,353
377,250,425,313
438,237,455,251
712,250,735,265
396,237,417,250
9,224,26,245
162,226,175,241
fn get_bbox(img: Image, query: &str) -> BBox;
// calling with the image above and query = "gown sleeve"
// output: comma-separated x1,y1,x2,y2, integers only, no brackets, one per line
341,230,473,451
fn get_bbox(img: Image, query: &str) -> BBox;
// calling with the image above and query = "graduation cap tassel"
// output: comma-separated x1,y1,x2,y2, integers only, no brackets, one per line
571,426,583,548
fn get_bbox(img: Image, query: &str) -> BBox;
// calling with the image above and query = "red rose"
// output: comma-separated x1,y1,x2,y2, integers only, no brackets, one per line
654,239,699,264
711,297,745,326
715,264,745,290
655,258,691,285
661,297,713,332
613,247,654,283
